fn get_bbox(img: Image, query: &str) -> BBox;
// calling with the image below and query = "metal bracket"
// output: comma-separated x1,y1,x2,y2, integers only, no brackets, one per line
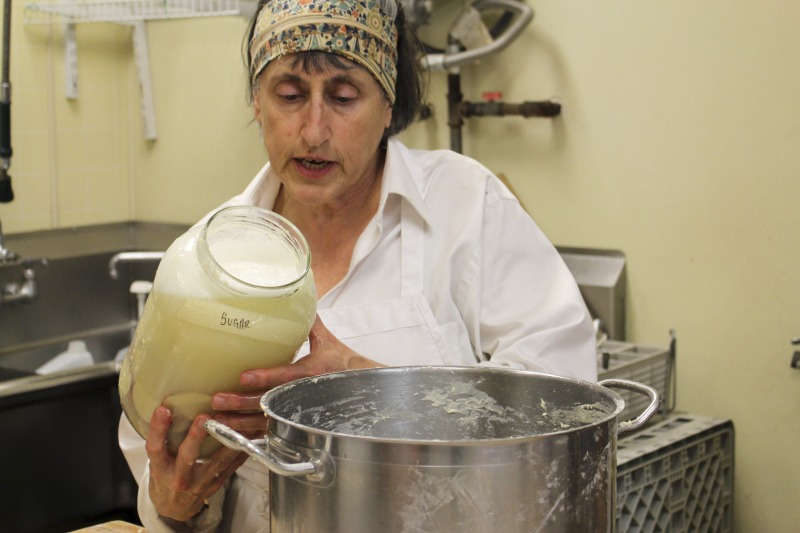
131,21,157,140
64,23,78,99
55,20,156,138
23,1,246,141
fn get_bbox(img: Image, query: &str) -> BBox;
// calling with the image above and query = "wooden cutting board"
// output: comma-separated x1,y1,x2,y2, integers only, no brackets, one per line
70,521,146,532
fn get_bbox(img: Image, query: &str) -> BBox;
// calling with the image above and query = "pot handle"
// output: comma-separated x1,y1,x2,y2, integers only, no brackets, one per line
598,378,661,434
204,419,334,486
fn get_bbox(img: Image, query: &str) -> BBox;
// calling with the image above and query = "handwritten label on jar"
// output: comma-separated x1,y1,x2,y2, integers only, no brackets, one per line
176,296,307,344
220,312,250,330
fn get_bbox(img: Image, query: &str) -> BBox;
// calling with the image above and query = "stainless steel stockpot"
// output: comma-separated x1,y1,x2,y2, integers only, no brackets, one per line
206,366,659,533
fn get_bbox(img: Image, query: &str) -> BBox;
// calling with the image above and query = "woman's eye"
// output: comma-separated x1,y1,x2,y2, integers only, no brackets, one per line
331,95,355,104
330,86,358,104
278,92,302,102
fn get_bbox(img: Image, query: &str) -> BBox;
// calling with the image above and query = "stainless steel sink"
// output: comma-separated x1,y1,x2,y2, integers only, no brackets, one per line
0,327,130,400
0,324,131,367
0,251,138,400
0,221,185,532
0,222,184,384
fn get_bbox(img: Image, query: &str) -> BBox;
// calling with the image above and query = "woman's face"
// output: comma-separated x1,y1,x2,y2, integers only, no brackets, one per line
253,54,393,210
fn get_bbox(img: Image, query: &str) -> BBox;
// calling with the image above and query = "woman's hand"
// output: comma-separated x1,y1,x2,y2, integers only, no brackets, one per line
145,406,250,522
212,315,384,411
146,316,380,520
248,314,384,386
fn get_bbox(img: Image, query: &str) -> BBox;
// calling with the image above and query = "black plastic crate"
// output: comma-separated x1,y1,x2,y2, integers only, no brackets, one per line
616,414,734,533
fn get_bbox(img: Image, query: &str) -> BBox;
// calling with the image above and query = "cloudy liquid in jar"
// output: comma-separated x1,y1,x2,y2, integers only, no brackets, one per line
118,208,316,456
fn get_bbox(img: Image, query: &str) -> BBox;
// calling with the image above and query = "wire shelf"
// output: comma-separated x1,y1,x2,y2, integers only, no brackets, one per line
598,340,674,423
23,0,242,24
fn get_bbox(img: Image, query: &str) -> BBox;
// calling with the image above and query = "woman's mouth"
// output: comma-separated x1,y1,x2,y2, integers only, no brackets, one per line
293,157,333,178
299,158,328,170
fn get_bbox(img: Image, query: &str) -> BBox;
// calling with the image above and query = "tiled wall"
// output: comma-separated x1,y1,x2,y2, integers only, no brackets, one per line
1,10,133,233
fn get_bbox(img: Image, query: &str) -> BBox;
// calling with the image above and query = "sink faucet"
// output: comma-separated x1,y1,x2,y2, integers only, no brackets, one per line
108,251,165,280
1,257,48,309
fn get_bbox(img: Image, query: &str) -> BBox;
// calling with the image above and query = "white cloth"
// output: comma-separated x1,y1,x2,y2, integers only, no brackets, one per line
120,138,597,532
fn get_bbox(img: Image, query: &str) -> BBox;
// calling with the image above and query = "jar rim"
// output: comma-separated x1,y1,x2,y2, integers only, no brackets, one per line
198,205,312,295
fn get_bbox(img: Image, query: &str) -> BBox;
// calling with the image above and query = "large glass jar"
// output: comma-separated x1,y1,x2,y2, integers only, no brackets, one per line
118,205,316,456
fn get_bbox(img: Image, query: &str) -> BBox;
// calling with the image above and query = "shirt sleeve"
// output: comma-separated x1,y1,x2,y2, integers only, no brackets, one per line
470,178,598,382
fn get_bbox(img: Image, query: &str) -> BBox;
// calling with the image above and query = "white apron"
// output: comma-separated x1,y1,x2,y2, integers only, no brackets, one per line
310,202,459,366
226,202,460,533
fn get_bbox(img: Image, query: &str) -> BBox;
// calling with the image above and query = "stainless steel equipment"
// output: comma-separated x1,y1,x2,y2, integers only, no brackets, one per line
560,246,676,424
108,250,165,279
558,246,627,341
206,366,659,532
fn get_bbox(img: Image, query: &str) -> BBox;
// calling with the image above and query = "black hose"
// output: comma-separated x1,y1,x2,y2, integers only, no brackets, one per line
0,0,14,203
0,98,10,161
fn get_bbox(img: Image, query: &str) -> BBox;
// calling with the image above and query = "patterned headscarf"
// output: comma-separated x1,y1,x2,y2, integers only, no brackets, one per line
249,0,399,104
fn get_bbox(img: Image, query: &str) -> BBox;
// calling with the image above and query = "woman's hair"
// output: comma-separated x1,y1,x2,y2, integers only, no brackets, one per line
243,0,428,138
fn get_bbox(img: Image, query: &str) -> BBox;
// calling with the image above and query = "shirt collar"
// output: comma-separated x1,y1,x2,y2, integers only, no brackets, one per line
256,138,431,224
380,138,432,225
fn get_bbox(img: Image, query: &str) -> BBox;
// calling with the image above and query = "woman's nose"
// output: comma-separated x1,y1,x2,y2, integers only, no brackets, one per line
300,98,331,148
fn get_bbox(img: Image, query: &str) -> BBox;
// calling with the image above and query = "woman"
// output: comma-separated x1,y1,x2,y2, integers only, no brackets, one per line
120,0,597,530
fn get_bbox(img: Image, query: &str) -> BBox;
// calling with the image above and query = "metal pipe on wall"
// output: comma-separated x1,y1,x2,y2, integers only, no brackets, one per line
433,1,562,154
445,58,562,154
447,70,464,153
424,0,533,72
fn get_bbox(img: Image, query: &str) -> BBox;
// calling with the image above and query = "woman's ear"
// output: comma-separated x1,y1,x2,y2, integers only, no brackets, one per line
383,102,392,130
253,91,262,122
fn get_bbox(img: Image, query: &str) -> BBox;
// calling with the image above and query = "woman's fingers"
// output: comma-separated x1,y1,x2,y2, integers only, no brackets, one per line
173,414,211,480
146,411,250,520
146,406,174,470
212,390,264,411
213,411,269,433
239,363,312,390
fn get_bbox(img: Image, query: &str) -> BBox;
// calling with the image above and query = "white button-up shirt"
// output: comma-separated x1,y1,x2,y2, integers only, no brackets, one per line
121,138,597,532
218,138,596,377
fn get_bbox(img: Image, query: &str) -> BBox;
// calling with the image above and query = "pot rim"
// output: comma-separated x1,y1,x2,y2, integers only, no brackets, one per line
260,366,627,445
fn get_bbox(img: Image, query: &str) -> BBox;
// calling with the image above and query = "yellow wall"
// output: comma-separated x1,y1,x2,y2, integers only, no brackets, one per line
130,17,265,223
5,15,133,229
3,2,799,531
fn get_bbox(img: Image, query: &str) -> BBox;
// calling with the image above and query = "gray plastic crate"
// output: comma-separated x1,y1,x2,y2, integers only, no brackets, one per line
615,414,734,533
598,339,674,422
